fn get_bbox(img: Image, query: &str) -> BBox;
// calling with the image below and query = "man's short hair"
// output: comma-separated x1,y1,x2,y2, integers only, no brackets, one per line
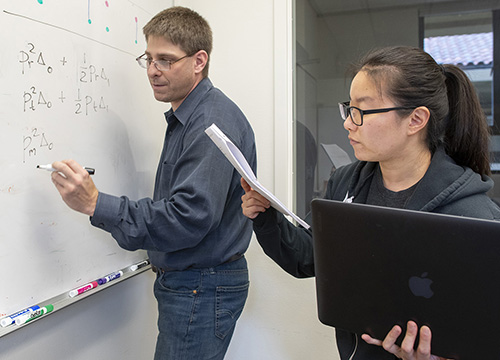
143,6,213,77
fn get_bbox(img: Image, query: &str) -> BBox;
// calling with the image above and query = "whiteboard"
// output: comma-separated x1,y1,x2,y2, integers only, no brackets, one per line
0,0,166,326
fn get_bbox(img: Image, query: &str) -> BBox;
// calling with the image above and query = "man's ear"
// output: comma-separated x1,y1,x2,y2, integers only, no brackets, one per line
193,50,208,75
408,106,430,135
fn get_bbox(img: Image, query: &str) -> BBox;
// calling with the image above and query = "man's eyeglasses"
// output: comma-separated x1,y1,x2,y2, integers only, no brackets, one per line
339,101,415,126
135,52,196,71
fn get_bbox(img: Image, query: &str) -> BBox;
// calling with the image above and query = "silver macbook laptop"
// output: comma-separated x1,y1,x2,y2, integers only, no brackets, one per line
311,198,500,360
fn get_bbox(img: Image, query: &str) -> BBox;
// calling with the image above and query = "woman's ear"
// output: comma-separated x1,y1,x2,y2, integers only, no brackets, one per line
408,106,430,135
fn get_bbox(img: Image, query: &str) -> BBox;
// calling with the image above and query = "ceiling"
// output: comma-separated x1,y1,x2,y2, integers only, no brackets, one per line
308,0,474,16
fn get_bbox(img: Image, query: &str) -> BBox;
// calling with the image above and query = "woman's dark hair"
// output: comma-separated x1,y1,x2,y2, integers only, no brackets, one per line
350,46,491,175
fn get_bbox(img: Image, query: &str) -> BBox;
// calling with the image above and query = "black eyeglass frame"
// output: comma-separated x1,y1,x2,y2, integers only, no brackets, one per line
339,101,415,126
135,52,197,71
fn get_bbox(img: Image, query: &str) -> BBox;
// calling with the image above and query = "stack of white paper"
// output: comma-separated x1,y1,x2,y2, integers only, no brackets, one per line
205,123,310,229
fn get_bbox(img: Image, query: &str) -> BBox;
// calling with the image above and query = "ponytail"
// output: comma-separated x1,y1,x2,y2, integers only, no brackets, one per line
442,64,491,175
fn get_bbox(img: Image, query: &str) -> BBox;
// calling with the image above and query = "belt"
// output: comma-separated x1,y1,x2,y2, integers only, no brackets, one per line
152,254,243,274
151,264,175,274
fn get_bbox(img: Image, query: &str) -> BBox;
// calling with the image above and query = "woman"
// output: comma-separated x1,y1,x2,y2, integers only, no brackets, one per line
241,46,500,360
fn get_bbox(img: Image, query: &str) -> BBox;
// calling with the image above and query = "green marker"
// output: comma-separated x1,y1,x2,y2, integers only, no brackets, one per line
15,305,54,325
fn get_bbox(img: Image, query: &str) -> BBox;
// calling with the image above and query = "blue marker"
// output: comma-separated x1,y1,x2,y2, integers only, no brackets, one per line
1,305,40,327
97,270,123,285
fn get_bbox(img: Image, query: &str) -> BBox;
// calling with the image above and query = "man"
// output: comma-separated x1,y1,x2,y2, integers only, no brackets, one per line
50,7,256,360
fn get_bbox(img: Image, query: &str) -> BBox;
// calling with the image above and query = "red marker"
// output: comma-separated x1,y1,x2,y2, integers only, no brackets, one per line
69,281,98,297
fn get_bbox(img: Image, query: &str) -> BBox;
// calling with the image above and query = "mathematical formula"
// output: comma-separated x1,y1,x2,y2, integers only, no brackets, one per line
23,128,53,163
19,42,112,162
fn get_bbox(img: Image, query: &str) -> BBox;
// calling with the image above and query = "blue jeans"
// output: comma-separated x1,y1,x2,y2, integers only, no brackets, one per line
153,256,249,360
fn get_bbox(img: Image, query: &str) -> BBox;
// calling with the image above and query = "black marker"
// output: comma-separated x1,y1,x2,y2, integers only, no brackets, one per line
129,260,150,271
37,164,95,175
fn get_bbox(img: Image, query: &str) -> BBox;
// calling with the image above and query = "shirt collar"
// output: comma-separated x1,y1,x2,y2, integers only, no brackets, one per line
163,77,213,126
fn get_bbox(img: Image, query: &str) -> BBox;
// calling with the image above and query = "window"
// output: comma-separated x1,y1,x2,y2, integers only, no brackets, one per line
294,0,500,215
422,11,500,170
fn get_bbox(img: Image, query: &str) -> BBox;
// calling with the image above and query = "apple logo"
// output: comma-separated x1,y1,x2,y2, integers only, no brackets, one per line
408,272,434,299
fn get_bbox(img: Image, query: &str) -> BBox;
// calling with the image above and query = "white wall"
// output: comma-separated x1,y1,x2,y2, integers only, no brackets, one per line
1,1,338,359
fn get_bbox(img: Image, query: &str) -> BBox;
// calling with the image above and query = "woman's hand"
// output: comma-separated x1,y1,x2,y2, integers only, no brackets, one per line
240,178,270,219
362,321,452,360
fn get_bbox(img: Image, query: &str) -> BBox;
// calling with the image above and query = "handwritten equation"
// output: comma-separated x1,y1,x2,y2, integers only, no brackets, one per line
23,128,53,163
19,42,111,162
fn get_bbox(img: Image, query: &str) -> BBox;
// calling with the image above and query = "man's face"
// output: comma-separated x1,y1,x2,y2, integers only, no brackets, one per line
145,36,197,110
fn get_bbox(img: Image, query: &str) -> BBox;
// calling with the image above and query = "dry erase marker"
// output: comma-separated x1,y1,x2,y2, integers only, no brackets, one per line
0,305,40,327
129,260,150,271
97,271,123,285
37,164,95,175
68,281,99,298
15,304,54,325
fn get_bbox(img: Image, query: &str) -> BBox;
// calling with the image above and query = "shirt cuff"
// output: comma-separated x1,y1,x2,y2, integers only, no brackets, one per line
90,192,123,230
